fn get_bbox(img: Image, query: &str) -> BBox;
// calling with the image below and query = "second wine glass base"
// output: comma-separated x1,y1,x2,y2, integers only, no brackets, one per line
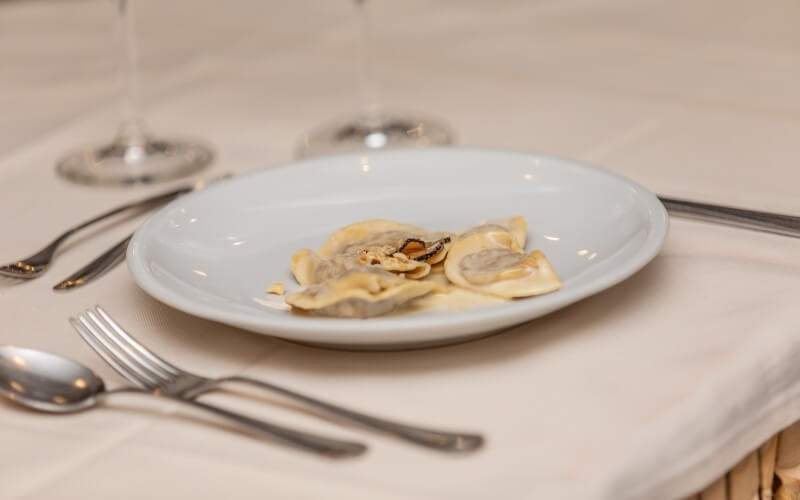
296,113,454,158
56,138,214,187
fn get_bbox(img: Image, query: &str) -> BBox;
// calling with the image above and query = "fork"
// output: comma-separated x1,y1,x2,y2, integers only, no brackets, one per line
0,185,194,279
70,311,366,458
71,306,484,453
1,175,231,280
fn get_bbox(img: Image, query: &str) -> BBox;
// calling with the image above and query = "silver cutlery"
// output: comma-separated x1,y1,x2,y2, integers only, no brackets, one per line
42,191,798,292
71,305,485,453
53,234,132,291
659,197,800,238
0,184,196,280
50,174,230,291
0,345,366,458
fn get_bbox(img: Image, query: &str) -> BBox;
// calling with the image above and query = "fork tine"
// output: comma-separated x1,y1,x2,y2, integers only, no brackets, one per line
69,317,151,390
94,305,180,376
86,308,172,381
75,313,161,389
0,264,36,278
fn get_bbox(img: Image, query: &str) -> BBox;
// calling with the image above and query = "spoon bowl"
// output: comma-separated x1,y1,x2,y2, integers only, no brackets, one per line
0,346,104,412
0,345,366,457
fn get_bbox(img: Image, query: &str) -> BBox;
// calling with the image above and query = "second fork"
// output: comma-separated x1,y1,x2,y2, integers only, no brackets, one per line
71,312,366,458
73,305,484,453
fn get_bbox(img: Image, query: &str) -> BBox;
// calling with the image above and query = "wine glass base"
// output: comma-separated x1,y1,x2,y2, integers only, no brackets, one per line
56,137,214,186
296,113,454,158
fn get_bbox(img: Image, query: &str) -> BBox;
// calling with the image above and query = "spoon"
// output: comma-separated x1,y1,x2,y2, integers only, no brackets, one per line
0,346,366,458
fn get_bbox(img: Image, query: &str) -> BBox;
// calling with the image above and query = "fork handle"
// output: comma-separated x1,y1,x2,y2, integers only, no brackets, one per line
659,196,800,238
170,397,366,458
47,174,230,251
210,376,484,452
53,186,194,247
106,387,365,458
52,175,232,289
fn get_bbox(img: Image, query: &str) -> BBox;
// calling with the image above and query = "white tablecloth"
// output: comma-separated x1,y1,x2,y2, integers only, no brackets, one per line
1,1,799,498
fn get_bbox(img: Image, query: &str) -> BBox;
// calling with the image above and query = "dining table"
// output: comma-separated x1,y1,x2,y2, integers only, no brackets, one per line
1,0,800,498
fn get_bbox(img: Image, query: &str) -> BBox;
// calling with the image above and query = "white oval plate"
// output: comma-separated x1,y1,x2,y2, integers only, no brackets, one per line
128,148,668,349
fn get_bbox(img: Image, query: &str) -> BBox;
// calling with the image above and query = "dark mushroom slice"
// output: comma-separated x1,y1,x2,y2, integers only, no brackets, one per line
397,236,452,262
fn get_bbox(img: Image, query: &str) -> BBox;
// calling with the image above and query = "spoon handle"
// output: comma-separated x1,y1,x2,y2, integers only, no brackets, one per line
105,388,366,458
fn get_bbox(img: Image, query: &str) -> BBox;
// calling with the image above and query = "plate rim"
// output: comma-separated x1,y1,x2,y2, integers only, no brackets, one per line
127,147,669,346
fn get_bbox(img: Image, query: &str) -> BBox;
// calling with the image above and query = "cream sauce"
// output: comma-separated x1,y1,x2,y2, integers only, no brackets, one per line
402,287,506,314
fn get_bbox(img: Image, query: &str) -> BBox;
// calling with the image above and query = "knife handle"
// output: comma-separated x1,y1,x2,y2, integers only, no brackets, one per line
51,174,231,291
52,234,132,291
659,197,800,239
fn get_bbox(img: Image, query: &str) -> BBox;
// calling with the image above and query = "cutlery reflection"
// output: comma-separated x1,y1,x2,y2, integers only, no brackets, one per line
71,305,485,453
0,345,366,458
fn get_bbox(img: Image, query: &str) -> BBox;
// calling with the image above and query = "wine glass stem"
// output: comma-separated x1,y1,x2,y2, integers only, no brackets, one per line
355,0,380,124
116,0,146,146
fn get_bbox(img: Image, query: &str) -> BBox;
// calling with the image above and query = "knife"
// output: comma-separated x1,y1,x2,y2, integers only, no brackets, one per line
659,197,800,239
53,174,230,291
53,234,132,291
